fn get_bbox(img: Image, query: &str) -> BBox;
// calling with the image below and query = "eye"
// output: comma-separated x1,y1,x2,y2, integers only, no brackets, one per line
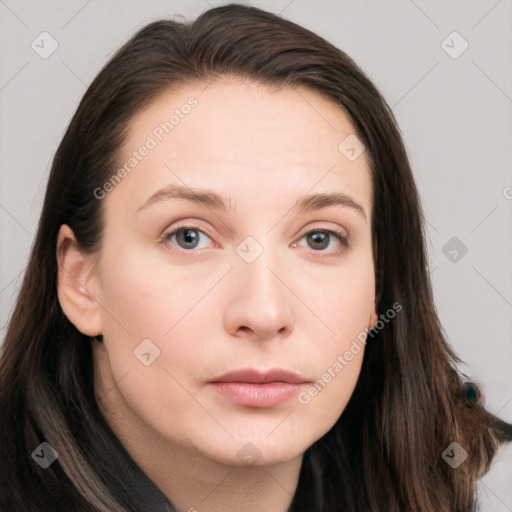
162,226,214,251
161,225,350,254
294,228,349,253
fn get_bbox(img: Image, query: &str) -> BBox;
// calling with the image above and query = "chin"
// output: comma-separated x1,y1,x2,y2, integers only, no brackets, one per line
191,430,312,468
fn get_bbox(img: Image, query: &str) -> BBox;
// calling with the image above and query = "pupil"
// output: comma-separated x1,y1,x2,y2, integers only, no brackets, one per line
179,228,199,248
308,232,328,250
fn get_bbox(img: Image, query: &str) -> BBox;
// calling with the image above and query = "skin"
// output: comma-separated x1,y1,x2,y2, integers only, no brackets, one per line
57,78,378,512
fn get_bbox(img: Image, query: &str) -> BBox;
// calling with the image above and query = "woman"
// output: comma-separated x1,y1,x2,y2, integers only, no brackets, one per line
0,4,510,511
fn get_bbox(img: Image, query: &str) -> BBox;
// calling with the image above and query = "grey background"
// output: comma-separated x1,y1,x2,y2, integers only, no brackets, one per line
1,0,511,509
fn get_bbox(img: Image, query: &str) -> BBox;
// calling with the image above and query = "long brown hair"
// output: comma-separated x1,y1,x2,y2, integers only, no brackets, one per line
1,4,510,511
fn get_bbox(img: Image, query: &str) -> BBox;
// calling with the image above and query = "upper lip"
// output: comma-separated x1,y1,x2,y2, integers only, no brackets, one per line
208,368,307,384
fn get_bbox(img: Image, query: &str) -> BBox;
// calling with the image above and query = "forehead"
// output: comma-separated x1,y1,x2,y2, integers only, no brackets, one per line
109,77,372,218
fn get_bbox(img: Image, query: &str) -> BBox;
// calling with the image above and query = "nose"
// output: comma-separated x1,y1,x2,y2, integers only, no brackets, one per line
223,246,294,342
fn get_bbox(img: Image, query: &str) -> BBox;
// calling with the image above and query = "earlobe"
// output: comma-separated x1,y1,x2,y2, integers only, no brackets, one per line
56,224,103,337
368,308,378,330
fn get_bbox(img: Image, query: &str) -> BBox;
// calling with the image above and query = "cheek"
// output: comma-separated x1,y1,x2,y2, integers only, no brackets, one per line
295,252,375,341
96,244,220,385
98,243,206,337
291,256,373,422
91,238,375,459
98,238,375,375
295,350,363,441
294,267,372,425
93,246,211,434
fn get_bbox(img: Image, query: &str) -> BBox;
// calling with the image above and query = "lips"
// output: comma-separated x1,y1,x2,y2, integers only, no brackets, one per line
209,368,307,385
208,368,308,408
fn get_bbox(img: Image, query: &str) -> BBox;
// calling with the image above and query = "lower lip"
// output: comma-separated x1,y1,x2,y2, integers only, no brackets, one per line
209,382,304,407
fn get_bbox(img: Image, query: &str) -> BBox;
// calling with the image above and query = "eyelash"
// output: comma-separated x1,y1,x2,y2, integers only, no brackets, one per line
160,224,350,256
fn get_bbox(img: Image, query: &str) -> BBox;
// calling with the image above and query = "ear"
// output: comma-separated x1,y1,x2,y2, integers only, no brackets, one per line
56,224,103,337
368,307,378,330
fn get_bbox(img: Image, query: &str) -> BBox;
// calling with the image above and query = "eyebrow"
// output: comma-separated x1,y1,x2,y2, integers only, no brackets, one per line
294,190,367,222
136,183,367,221
136,184,234,213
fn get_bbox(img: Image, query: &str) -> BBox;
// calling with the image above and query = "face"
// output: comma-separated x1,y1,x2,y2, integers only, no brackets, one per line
88,78,376,467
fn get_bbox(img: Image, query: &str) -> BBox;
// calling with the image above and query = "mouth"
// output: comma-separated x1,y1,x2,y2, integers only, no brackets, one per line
207,368,309,408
